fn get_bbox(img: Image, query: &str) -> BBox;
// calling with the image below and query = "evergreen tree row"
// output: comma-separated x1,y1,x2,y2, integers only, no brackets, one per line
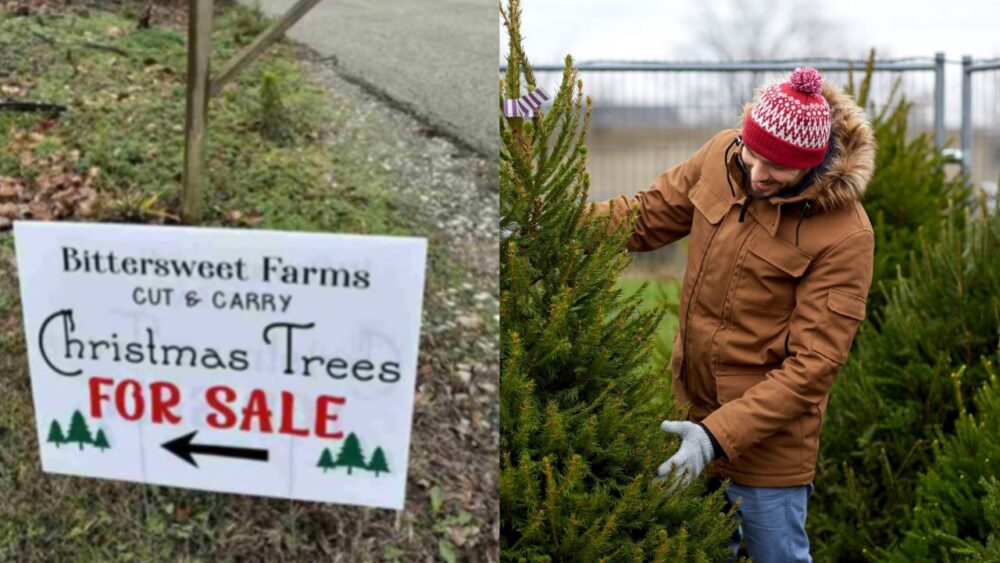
809,52,998,560
887,357,1000,561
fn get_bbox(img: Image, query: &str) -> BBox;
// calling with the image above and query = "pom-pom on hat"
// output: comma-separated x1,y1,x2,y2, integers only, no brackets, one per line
741,66,831,169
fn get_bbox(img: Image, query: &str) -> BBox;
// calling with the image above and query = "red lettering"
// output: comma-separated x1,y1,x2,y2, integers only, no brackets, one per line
205,386,237,429
115,379,145,421
88,376,114,418
279,391,309,436
149,381,182,424
240,389,274,433
315,395,346,439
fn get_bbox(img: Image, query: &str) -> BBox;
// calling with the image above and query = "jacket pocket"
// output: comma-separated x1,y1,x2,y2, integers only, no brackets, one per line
685,178,730,276
714,372,767,404
689,177,730,225
716,304,790,371
812,288,867,365
736,231,813,312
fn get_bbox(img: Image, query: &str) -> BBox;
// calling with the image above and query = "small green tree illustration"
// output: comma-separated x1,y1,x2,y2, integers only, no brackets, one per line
368,447,389,477
66,410,93,451
317,448,335,473
93,429,110,452
47,420,66,448
335,433,367,475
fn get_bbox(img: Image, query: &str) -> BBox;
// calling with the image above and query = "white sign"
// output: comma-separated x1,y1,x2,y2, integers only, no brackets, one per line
13,220,427,510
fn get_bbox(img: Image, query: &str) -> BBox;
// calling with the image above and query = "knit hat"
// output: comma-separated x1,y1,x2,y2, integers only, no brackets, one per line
741,67,831,169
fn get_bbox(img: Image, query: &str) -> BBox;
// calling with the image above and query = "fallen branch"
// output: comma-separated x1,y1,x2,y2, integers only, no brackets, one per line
81,41,132,59
27,30,131,59
0,101,67,114
30,31,57,44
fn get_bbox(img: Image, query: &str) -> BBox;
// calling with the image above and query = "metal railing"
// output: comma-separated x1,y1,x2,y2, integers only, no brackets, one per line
961,57,1000,203
502,54,998,276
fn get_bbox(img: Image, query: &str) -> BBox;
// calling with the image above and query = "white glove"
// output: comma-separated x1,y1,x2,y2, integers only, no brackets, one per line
655,420,714,489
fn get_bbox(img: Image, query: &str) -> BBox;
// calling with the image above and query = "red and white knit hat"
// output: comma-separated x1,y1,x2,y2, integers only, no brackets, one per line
741,67,831,169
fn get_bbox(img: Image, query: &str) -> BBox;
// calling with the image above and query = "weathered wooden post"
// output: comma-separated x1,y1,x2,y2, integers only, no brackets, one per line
210,0,323,97
180,0,213,224
180,0,323,224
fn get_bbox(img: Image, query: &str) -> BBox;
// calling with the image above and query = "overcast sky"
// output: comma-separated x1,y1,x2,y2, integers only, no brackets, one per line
504,0,1000,63
500,0,1000,129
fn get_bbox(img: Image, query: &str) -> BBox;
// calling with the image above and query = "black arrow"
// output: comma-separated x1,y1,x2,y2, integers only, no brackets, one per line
161,431,269,468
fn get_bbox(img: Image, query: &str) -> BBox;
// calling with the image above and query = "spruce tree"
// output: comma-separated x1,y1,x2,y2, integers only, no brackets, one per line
846,49,973,317
499,1,737,560
47,420,66,448
947,477,1000,561
885,355,1000,561
811,204,1000,559
368,447,389,477
317,448,335,473
334,433,366,476
66,410,93,451
259,70,292,145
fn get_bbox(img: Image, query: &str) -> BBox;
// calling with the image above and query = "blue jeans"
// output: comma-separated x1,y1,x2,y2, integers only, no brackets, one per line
708,478,815,562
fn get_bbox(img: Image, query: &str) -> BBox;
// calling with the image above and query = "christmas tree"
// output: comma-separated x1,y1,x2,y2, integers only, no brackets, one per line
499,1,737,559
317,448,335,473
259,70,293,145
846,48,973,318
93,430,110,452
944,476,1000,561
334,433,366,476
66,410,94,451
47,420,66,448
887,355,1000,561
368,447,389,477
811,204,1000,559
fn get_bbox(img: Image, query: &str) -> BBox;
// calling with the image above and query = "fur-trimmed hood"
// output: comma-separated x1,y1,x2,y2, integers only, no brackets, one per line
733,81,878,213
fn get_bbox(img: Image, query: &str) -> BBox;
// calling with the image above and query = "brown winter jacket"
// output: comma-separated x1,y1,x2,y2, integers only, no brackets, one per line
590,82,877,487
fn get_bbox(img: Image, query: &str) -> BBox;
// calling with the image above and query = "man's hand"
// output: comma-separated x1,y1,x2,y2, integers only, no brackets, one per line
655,420,715,489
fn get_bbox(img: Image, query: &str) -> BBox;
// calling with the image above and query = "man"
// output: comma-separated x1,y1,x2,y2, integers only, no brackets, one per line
589,67,876,561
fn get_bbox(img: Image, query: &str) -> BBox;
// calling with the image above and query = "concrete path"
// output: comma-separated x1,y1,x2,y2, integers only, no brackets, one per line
239,0,497,156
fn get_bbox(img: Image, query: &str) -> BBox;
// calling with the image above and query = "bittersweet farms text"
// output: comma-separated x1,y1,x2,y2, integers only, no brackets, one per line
62,246,370,289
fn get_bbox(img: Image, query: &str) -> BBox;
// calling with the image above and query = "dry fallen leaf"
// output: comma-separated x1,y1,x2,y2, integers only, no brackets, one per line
0,177,23,199
0,138,106,229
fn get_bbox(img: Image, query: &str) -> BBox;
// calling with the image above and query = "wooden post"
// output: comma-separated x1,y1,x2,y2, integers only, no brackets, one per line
181,0,322,223
210,0,323,98
181,0,214,224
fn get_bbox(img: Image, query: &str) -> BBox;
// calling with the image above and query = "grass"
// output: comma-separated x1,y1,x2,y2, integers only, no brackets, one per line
0,3,494,560
614,275,681,372
0,3,415,234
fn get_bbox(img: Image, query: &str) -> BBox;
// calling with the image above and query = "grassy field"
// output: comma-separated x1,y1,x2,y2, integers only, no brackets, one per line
613,276,681,375
0,3,496,560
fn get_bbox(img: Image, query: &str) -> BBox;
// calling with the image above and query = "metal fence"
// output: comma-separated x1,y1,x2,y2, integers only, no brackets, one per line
503,54,998,277
962,57,1000,203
